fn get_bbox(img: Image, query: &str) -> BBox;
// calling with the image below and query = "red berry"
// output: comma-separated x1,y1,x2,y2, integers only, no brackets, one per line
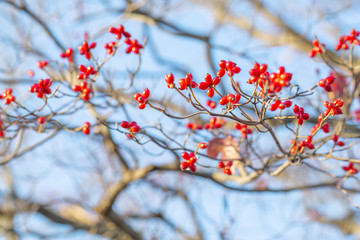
332,134,338,142
120,121,130,128
305,135,312,144
165,73,174,84
199,142,207,149
130,125,140,133
219,96,228,105
207,88,214,98
189,164,196,172
180,161,189,170
218,161,225,168
142,88,150,99
37,117,45,124
181,152,190,160
138,103,146,109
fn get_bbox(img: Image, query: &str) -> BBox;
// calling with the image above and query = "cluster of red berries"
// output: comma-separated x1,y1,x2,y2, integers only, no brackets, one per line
332,134,345,146
0,89,15,105
108,25,142,54
248,64,293,95
248,62,268,84
290,135,314,154
206,99,217,109
204,117,225,130
198,73,221,98
60,48,74,62
217,60,241,77
318,75,335,92
72,81,91,101
108,25,131,40
180,152,197,172
293,105,310,125
164,73,175,88
77,65,97,80
29,79,52,99
269,99,292,111
234,123,252,139
104,42,116,55
82,122,91,135
310,114,330,134
335,29,360,51
78,41,96,60
342,162,358,175
124,38,143,54
134,88,150,109
309,39,325,58
178,73,197,90
218,161,232,175
323,99,343,116
185,122,203,131
219,93,241,106
266,66,292,94
36,60,48,69
120,121,140,138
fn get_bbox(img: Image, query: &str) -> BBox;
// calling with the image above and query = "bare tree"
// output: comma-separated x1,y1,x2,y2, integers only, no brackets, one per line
0,0,360,239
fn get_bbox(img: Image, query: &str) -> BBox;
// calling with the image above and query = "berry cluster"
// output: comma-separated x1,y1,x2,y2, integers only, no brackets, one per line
180,152,197,172
77,65,97,80
164,73,175,88
0,89,15,105
293,105,310,125
269,99,292,111
335,29,360,51
332,134,345,147
234,123,252,139
134,88,150,109
217,60,241,77
120,121,140,138
36,60,48,69
104,41,116,55
219,93,241,106
185,122,203,131
206,99,217,109
178,73,197,90
290,135,314,154
323,99,343,116
318,75,335,92
248,62,268,84
310,114,330,134
72,81,91,101
78,41,96,60
124,38,143,54
309,39,325,58
198,73,221,98
218,161,232,175
82,122,91,135
204,117,225,130
60,48,74,62
266,66,292,94
248,64,293,95
29,79,52,99
108,25,131,40
342,163,358,175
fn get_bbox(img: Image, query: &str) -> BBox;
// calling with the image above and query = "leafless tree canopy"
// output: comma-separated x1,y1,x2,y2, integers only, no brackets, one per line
0,0,360,239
